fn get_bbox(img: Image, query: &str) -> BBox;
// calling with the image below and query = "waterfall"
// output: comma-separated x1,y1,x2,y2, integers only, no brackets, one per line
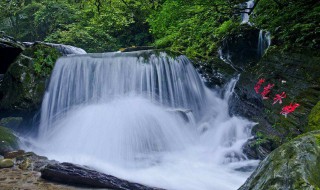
258,30,271,57
26,51,258,190
241,0,254,24
218,47,238,71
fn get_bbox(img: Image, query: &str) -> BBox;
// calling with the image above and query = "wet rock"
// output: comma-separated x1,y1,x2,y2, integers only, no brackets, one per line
41,162,163,190
0,159,14,168
0,117,23,130
18,158,31,170
239,130,320,190
14,151,56,172
242,138,277,160
120,46,154,52
219,24,260,71
0,33,24,74
4,150,25,159
230,48,320,156
24,42,86,55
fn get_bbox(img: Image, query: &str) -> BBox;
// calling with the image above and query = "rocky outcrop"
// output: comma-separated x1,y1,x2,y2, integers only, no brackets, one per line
24,42,86,55
0,34,86,129
0,33,25,74
41,162,162,190
230,48,320,159
218,24,261,71
239,130,320,190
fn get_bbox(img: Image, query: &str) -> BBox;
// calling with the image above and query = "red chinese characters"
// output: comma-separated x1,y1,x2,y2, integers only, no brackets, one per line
254,78,265,93
260,83,274,99
273,92,286,105
280,103,300,118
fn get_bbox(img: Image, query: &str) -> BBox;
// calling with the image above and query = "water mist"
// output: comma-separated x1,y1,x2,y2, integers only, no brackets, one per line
25,51,258,190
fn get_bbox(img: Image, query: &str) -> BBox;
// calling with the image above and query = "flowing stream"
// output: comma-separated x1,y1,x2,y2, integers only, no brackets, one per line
258,30,271,57
25,51,258,190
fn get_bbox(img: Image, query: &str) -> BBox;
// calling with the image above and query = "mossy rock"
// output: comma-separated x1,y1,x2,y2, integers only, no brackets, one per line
0,159,14,168
0,126,19,155
239,130,320,190
308,101,320,132
0,43,61,116
0,117,23,129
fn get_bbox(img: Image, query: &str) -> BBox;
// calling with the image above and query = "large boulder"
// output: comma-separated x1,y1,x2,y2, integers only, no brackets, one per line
239,130,320,190
218,24,261,71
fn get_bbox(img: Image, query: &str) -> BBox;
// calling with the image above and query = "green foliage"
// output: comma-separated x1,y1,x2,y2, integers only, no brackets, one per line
252,0,320,50
0,0,159,52
33,45,61,77
148,0,242,59
308,101,320,132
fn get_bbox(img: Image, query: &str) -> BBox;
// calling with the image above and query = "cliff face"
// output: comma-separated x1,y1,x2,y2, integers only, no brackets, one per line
229,47,320,159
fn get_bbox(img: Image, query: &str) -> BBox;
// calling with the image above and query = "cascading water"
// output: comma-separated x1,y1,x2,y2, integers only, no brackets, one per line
241,0,254,24
258,30,271,57
25,51,258,190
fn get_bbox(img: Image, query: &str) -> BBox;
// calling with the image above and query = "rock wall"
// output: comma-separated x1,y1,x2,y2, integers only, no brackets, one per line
230,48,320,159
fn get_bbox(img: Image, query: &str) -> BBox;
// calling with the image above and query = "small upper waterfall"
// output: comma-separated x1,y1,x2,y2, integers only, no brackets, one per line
258,30,271,57
241,0,255,24
26,51,258,190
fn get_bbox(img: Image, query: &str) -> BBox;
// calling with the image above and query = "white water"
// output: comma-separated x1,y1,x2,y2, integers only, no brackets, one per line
258,30,271,57
241,0,254,24
24,51,258,190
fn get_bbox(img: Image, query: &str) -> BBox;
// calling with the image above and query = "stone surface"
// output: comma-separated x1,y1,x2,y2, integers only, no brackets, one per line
0,33,24,74
0,159,14,168
239,130,320,190
4,150,25,159
0,151,86,190
41,162,163,190
219,24,260,71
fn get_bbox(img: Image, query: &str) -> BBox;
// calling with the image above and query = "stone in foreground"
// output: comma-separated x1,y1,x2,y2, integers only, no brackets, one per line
239,130,320,190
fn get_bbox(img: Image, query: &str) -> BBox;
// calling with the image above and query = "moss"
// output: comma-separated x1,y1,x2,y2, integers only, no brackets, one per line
308,101,320,132
240,131,320,190
0,43,62,112
315,134,320,146
0,126,18,146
